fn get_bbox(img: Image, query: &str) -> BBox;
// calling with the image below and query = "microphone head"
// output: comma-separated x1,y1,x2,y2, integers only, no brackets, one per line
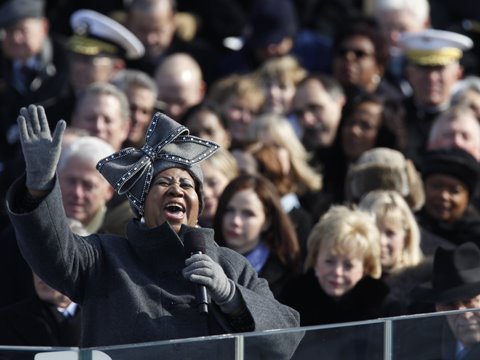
184,230,206,254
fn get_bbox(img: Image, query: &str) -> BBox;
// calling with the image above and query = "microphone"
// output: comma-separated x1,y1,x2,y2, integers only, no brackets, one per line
184,230,209,315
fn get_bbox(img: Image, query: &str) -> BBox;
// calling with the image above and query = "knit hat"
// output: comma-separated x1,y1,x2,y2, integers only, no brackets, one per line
346,147,425,211
97,112,219,218
248,0,297,48
0,0,44,29
421,147,480,196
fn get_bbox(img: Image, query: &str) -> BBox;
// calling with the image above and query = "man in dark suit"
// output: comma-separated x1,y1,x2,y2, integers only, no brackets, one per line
0,0,70,223
0,272,81,347
0,0,71,162
396,242,480,360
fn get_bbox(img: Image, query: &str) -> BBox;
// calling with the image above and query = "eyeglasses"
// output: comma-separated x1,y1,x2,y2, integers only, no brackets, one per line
335,47,375,60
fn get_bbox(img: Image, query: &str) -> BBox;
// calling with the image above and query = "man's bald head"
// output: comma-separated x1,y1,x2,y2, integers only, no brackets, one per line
154,53,205,121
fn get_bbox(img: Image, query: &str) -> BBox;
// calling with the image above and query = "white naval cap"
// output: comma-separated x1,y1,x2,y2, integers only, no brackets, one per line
398,29,473,66
69,9,144,60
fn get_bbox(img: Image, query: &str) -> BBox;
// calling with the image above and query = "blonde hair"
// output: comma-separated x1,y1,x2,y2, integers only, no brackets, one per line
304,205,382,279
359,190,423,271
248,113,322,194
201,148,239,181
207,73,265,111
256,55,307,87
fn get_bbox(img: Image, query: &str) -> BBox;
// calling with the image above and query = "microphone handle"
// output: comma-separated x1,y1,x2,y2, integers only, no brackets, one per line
192,251,209,315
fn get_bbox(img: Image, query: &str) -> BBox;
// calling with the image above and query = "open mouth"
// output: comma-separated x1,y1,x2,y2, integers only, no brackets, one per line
164,202,186,220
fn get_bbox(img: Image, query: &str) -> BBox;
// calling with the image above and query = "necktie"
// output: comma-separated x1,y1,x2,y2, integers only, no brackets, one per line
20,65,35,87
456,347,470,360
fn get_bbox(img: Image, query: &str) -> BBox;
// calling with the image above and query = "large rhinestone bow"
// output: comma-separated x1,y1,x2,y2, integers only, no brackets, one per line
97,112,219,216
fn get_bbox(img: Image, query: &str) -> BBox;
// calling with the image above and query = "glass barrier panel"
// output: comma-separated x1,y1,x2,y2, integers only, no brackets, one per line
238,320,385,360
4,309,480,360
389,308,480,360
91,334,237,360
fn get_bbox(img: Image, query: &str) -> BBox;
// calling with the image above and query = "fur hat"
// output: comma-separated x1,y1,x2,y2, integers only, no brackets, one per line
346,147,425,211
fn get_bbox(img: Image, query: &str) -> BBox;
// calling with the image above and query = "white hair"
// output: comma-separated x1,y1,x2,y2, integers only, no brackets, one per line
452,75,480,101
58,136,115,171
373,0,430,24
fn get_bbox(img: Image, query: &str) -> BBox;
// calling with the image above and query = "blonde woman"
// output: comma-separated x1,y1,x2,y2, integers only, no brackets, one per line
360,190,433,315
359,190,423,275
248,113,322,196
248,113,322,251
280,205,400,326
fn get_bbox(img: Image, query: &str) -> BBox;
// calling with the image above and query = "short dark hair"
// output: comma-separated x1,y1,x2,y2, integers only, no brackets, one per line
297,73,345,100
332,17,389,69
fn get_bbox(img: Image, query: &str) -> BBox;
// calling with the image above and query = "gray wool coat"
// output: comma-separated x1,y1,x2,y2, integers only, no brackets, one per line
6,177,302,359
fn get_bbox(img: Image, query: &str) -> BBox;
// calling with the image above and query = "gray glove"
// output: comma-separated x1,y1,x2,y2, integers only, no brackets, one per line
17,104,66,191
183,253,241,312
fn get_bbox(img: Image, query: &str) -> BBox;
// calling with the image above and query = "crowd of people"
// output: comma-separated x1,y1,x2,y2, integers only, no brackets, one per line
2,0,480,358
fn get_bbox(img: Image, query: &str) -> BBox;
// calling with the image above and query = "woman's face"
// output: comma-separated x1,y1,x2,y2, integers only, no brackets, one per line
341,101,382,161
200,162,231,225
223,96,260,143
258,132,291,175
143,167,199,232
424,174,470,222
315,249,364,299
333,35,381,91
378,216,406,270
263,79,296,115
186,110,231,149
221,188,269,254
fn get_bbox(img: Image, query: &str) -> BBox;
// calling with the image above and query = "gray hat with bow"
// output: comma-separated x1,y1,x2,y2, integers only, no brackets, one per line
97,112,219,218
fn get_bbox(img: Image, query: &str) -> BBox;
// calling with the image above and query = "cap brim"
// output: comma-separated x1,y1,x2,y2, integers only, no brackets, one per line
71,9,144,59
413,281,480,304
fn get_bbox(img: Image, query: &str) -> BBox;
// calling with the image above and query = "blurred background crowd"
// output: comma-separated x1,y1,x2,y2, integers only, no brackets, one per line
2,0,480,356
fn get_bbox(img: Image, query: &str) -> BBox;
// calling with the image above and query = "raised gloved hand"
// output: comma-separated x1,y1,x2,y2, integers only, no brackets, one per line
17,104,66,191
183,253,240,312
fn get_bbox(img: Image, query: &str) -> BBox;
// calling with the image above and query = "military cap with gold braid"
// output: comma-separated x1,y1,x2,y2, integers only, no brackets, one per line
398,29,473,66
69,9,144,60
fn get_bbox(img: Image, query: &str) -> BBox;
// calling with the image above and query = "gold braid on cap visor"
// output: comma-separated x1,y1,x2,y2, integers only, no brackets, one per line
68,34,120,56
406,47,463,66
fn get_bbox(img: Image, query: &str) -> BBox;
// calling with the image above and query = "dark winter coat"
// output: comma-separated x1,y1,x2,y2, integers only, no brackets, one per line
280,270,397,326
6,176,302,359
0,295,81,347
